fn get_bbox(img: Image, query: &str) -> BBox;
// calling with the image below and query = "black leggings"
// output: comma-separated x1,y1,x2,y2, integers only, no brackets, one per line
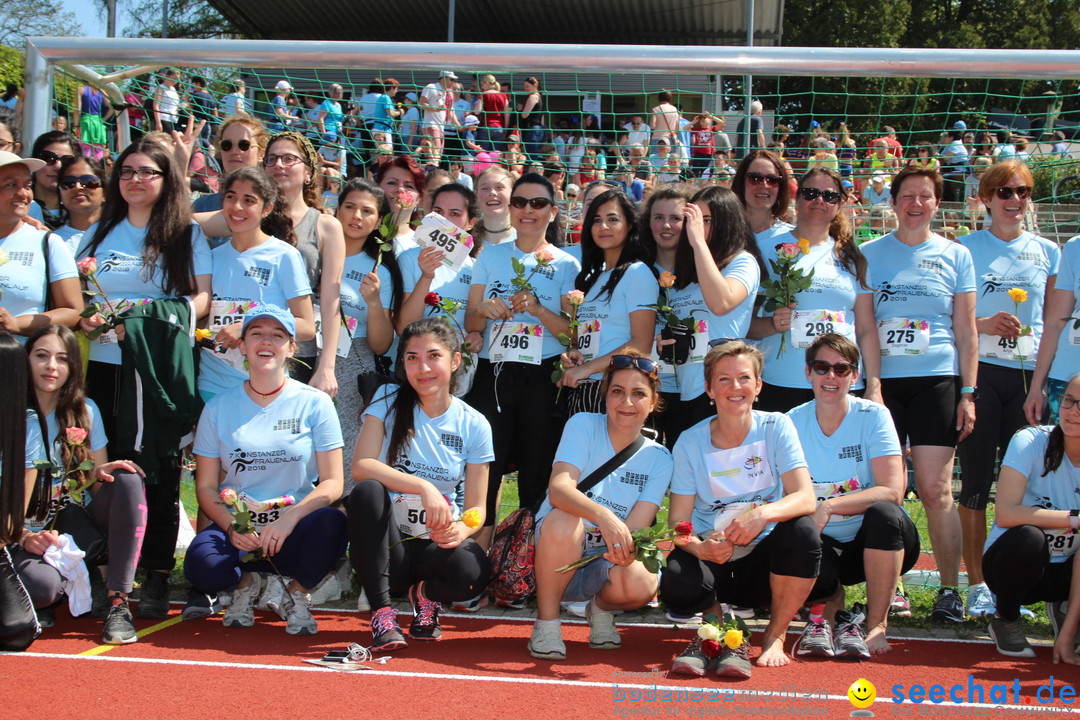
983,525,1075,621
347,479,490,609
85,361,180,572
660,516,821,614
812,502,921,600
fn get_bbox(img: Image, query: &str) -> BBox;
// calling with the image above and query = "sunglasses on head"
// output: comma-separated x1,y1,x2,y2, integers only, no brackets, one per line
509,196,553,210
37,150,76,165
798,187,843,205
220,139,253,152
609,355,658,374
746,171,783,187
707,337,741,349
993,185,1032,200
809,360,858,377
59,174,102,191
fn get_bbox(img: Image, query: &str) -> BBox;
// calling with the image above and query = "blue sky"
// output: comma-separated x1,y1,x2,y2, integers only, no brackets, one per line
63,0,126,38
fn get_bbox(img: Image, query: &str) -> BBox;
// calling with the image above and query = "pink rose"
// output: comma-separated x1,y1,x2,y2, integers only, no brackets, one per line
64,426,88,445
567,290,585,306
220,487,239,506
535,249,554,265
396,189,418,209
776,243,800,260
77,257,98,276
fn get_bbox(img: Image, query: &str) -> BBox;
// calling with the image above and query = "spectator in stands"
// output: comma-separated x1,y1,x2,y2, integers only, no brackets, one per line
623,115,651,147
805,137,839,173
909,142,940,171
831,121,858,182
316,84,346,143
939,124,969,202
267,80,294,133
874,126,904,159
1014,137,1031,165
420,71,459,166
187,75,219,147
862,171,891,206
864,138,900,184
152,69,181,134
475,74,509,152
992,130,1016,161
518,77,547,162
399,92,421,151
221,79,249,118
1051,130,1070,159
650,91,683,158
689,113,720,178
72,84,113,160
735,100,767,159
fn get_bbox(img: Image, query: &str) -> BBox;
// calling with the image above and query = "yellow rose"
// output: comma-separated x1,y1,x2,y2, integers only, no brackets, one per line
724,628,744,650
697,623,721,641
797,238,811,255
195,328,213,342
461,507,483,529
1007,288,1028,304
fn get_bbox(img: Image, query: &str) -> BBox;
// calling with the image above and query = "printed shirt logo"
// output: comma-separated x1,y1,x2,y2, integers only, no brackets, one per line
620,471,648,489
838,444,863,462
345,269,366,283
743,455,764,470
8,250,34,267
272,417,301,434
917,259,944,274
244,265,271,286
440,432,463,453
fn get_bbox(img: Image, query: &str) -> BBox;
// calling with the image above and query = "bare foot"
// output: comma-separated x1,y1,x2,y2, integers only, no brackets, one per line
756,634,791,667
865,625,892,655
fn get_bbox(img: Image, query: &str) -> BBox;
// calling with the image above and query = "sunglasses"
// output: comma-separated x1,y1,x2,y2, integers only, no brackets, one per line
1058,394,1080,411
810,360,858,377
798,187,843,205
59,174,103,190
610,355,658,374
993,185,1032,201
37,150,76,165
220,139,253,152
707,337,741,349
746,171,783,187
509,196,553,210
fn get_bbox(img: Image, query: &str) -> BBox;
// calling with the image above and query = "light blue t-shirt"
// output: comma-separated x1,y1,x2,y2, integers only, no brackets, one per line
25,401,110,532
268,95,289,132
758,235,871,390
537,413,672,532
961,229,1060,371
25,410,45,468
194,380,343,511
77,219,212,364
341,251,394,339
318,99,344,139
786,397,902,543
860,232,976,378
671,410,807,556
576,262,659,381
1,223,78,344
755,221,795,246
192,192,229,249
365,387,495,517
398,246,474,330
1048,236,1080,383
53,225,87,255
200,237,312,396
667,251,760,401
985,426,1080,562
471,242,580,360
372,94,395,133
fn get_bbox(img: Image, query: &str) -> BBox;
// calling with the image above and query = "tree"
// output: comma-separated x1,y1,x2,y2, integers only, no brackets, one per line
0,0,82,49
122,0,238,39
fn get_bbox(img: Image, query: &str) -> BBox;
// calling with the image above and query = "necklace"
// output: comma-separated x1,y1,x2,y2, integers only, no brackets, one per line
248,378,287,397
486,221,513,233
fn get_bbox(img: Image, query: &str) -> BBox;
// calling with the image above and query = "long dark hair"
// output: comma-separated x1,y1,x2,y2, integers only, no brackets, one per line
512,172,561,246
221,166,296,246
82,137,197,297
1043,378,1080,476
638,184,694,257
337,178,403,315
797,167,867,289
0,332,28,546
24,325,93,521
732,148,792,221
576,189,651,302
673,185,762,290
384,319,461,466
30,130,81,196
266,131,322,210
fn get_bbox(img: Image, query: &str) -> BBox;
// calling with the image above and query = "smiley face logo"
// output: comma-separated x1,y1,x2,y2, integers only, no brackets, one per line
848,678,876,710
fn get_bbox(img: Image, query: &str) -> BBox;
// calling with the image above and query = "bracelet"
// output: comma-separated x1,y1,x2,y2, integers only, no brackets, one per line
1070,509,1079,532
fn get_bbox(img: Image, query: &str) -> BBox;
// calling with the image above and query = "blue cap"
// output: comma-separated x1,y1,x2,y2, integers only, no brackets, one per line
241,304,296,337
809,120,820,128
953,120,967,130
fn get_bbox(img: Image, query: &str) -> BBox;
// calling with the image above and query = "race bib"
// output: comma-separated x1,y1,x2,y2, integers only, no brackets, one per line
792,310,850,350
413,212,474,272
703,440,775,500
584,525,605,549
979,332,1035,362
577,319,602,361
1067,321,1080,347
248,508,283,531
877,318,930,356
392,493,428,536
93,298,154,345
812,477,862,523
1045,528,1079,557
207,299,258,373
487,322,543,365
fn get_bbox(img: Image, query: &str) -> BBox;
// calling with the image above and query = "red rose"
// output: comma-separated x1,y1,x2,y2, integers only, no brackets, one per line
701,639,722,658
424,292,441,307
675,521,693,536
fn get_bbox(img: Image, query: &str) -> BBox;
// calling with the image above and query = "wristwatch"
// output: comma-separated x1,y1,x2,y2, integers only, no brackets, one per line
960,386,979,400
1070,509,1079,532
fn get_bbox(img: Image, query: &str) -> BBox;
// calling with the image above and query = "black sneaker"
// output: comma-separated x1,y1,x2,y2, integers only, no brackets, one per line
1046,601,1080,653
833,609,871,659
408,583,442,641
795,619,835,658
36,607,56,629
182,587,223,621
89,570,108,618
136,571,171,619
102,596,137,645
930,588,964,623
670,636,712,677
988,616,1035,658
714,639,753,679
370,606,407,652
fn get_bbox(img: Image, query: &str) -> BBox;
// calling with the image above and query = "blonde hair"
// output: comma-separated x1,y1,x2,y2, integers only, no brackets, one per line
703,340,764,386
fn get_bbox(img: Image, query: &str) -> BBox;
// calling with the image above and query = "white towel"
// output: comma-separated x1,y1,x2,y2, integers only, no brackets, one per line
42,534,91,617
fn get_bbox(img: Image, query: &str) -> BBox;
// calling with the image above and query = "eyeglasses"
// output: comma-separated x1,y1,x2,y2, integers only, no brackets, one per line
798,187,843,205
746,171,783,187
263,154,304,168
610,355,658,374
993,185,1032,200
509,196,553,210
59,174,103,190
118,167,164,181
1058,394,1080,411
220,139,253,152
810,360,858,377
37,150,76,165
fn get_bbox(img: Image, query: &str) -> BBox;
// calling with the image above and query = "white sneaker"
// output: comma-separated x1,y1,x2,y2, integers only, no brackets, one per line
561,601,588,618
308,574,342,605
528,622,566,660
260,574,292,620
222,574,263,629
586,600,621,649
285,589,317,636
357,588,371,613
966,583,996,618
